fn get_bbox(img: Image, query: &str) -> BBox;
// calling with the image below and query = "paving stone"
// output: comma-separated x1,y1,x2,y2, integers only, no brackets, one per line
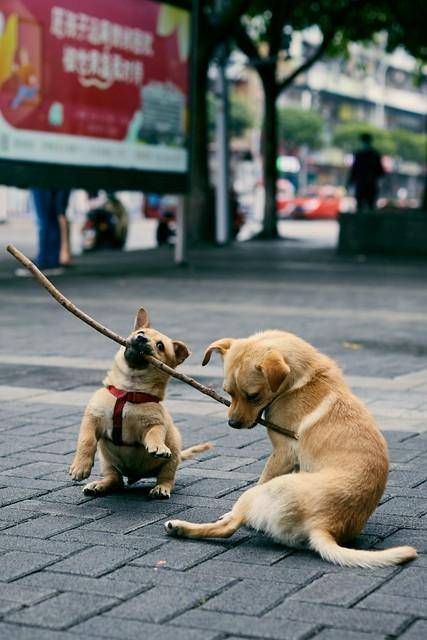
400,620,427,639
288,573,386,606
79,511,168,534
13,498,111,520
1,550,56,581
0,533,87,557
38,486,97,505
0,581,56,605
51,528,167,552
5,592,118,630
131,538,226,570
379,567,427,599
104,564,235,593
356,591,427,617
107,586,204,623
266,600,409,634
387,469,427,488
189,557,321,584
0,486,46,506
203,579,294,615
196,455,258,471
169,609,316,639
374,528,427,552
2,514,88,539
17,571,149,599
175,476,252,498
70,615,223,640
310,630,387,640
0,461,65,479
216,535,293,566
48,545,142,577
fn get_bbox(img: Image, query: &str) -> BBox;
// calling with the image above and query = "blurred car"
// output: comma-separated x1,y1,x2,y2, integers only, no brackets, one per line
278,186,355,219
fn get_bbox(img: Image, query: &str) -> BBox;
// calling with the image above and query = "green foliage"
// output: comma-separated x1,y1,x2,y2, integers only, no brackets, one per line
333,123,395,156
390,129,427,164
278,107,324,149
333,123,426,163
208,90,256,140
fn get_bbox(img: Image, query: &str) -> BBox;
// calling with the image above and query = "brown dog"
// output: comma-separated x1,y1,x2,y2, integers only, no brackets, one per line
69,307,211,498
165,330,417,567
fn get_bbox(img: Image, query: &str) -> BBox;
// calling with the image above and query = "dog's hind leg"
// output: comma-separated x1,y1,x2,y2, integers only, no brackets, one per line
83,468,123,496
165,509,245,539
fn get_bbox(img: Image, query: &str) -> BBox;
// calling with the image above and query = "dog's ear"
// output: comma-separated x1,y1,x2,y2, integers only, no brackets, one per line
133,307,150,330
257,350,290,392
173,340,191,365
202,338,234,366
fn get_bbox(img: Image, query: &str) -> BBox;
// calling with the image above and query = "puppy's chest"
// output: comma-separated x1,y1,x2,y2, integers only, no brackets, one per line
88,397,163,441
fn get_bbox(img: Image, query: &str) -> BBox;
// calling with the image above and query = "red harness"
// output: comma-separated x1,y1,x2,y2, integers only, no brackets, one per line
107,385,160,446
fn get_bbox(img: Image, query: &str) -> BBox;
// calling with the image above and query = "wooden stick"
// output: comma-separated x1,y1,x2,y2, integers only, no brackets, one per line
6,244,297,440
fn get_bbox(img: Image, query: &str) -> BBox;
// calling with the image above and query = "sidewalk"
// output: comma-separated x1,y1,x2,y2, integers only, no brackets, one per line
0,240,426,639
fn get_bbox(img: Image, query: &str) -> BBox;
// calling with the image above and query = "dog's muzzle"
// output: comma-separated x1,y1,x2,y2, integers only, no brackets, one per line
124,334,154,369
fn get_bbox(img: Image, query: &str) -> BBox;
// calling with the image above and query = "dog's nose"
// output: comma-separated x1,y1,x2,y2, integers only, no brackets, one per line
228,419,242,429
134,334,148,346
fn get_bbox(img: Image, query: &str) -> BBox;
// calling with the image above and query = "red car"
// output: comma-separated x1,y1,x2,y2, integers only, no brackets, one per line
279,187,354,219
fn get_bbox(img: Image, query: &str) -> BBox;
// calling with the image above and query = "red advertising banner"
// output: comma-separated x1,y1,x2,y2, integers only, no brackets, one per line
0,0,189,173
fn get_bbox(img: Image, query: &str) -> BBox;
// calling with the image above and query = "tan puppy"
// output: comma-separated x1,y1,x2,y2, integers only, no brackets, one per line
165,330,417,567
69,307,211,498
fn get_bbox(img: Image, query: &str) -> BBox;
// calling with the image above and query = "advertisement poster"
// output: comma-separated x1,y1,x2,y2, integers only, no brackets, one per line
0,0,189,173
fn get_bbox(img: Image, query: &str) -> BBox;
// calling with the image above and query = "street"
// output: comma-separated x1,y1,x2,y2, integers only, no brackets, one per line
0,238,426,638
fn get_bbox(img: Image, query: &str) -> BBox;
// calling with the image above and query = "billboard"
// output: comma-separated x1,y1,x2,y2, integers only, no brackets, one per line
0,0,189,190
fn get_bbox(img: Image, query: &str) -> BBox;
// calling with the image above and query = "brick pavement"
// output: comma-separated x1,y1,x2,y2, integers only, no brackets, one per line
0,241,426,638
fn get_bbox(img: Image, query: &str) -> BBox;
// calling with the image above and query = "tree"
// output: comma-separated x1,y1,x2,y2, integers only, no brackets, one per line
278,107,324,151
333,122,396,156
208,91,257,140
391,129,427,165
186,0,253,245
233,0,427,238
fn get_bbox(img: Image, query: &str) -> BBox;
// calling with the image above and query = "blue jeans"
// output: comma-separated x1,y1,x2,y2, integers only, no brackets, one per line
31,189,70,269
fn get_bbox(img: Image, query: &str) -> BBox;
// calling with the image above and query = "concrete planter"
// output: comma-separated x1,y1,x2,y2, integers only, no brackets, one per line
338,210,427,256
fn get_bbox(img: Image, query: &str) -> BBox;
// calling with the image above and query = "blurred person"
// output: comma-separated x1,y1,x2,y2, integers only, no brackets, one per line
59,205,72,266
347,133,385,211
15,189,70,277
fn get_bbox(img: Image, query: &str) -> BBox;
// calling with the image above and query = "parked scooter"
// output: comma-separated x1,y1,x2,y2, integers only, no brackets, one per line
82,192,128,251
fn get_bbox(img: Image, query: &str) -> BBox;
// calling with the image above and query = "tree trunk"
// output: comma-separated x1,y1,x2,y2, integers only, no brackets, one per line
187,54,215,246
259,70,279,239
422,173,427,211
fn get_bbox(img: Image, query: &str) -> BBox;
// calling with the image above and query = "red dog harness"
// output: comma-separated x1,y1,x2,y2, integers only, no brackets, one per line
107,385,160,446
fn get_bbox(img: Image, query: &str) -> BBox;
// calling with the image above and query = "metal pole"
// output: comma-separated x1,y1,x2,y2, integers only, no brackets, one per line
214,1,230,245
174,195,187,265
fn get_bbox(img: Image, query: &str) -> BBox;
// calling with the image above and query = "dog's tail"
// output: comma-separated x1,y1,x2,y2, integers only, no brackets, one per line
309,529,416,568
181,442,213,460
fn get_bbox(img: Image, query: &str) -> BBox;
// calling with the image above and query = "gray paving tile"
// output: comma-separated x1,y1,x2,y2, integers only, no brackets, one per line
48,545,141,577
288,573,386,606
266,600,409,634
1,550,56,581
5,592,118,629
169,609,315,639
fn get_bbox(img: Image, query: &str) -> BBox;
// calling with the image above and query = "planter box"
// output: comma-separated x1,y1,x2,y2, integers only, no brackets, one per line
338,210,427,256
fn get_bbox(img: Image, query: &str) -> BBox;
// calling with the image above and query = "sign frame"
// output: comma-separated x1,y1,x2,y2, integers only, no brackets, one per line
0,0,191,193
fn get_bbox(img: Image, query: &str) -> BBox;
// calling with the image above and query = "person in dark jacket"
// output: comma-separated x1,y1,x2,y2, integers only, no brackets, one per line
348,133,385,211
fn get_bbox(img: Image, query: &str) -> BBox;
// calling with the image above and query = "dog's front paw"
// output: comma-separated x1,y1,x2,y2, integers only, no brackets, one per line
149,484,171,500
145,443,172,459
69,458,93,481
164,519,184,536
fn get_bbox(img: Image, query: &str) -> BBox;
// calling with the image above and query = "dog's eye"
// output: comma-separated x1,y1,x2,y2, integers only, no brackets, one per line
246,392,260,403
156,341,165,352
